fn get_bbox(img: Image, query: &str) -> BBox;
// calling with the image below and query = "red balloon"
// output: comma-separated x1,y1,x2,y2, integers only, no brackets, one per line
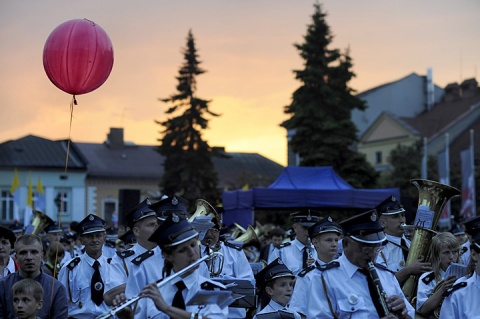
43,19,114,95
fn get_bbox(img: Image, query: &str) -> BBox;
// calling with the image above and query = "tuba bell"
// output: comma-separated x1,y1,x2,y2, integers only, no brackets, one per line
188,199,221,224
401,179,460,301
26,210,55,235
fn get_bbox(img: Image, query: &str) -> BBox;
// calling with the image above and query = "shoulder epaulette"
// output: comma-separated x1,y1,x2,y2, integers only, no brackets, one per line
443,281,468,297
373,262,395,274
224,240,243,251
421,271,435,285
201,281,225,290
131,250,155,265
67,257,81,271
317,261,340,272
117,249,135,259
278,242,291,249
298,265,315,277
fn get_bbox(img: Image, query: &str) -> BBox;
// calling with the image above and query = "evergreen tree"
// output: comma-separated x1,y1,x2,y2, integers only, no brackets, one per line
156,30,220,205
281,3,377,188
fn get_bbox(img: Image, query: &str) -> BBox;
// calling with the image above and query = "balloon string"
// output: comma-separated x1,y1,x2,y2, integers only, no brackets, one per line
52,96,75,288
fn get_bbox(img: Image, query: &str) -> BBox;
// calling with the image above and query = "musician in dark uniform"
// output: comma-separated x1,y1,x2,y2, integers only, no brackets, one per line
140,213,229,318
292,209,414,318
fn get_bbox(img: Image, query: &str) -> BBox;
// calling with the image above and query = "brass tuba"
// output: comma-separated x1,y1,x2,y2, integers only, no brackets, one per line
28,210,55,235
188,199,221,224
235,225,261,262
402,179,460,301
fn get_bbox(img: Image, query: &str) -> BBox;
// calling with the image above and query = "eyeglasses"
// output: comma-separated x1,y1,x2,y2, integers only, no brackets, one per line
353,240,383,254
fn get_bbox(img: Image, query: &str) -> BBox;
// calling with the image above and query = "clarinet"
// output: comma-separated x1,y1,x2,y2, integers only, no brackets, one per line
367,261,390,317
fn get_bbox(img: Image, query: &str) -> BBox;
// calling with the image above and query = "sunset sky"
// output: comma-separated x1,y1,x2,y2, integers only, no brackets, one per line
1,1,479,166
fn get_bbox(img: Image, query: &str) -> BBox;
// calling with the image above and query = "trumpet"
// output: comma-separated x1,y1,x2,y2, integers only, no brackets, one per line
96,250,223,319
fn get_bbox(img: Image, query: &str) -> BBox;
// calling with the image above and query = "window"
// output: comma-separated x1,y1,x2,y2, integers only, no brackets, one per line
54,189,71,217
375,151,382,164
0,190,14,222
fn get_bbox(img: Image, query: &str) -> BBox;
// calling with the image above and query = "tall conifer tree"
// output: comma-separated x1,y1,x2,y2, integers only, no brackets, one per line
156,30,220,204
282,3,377,188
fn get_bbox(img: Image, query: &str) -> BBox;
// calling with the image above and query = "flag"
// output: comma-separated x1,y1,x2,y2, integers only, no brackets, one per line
10,168,21,223
437,133,452,229
36,177,46,211
24,175,33,226
460,129,476,218
460,148,475,219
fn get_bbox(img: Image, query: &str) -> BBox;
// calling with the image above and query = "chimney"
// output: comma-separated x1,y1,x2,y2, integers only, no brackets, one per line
426,68,434,111
460,78,479,98
444,82,461,103
107,127,124,149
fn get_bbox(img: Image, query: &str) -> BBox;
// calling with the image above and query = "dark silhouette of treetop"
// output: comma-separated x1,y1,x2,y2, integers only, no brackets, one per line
156,29,220,204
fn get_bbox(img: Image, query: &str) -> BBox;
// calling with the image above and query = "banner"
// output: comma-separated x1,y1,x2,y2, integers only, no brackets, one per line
36,177,46,211
460,148,475,219
24,175,33,226
438,148,451,229
10,168,20,223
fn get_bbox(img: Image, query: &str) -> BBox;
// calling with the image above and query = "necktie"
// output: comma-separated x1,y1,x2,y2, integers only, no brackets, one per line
400,238,409,262
172,281,186,310
358,268,388,317
91,260,104,306
302,246,308,269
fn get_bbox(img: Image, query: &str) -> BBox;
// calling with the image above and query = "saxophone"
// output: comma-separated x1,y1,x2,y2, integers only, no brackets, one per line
367,261,390,317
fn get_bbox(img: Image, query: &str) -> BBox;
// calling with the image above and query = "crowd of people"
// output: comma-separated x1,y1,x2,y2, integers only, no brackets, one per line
0,193,479,319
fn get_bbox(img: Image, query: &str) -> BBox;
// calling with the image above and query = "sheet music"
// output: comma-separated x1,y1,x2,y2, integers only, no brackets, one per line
445,262,467,278
186,290,234,309
190,216,214,241
413,205,434,229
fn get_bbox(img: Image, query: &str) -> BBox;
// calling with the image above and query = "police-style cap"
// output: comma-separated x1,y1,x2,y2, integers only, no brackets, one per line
291,210,320,227
0,225,16,248
125,198,156,229
148,213,198,249
340,209,386,245
118,229,136,245
463,216,480,236
77,214,106,235
44,221,63,233
449,223,465,236
375,195,405,216
149,195,188,221
9,224,23,234
255,258,294,290
308,216,343,239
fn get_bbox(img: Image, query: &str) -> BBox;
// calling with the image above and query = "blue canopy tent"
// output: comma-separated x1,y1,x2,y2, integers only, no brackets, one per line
222,166,401,227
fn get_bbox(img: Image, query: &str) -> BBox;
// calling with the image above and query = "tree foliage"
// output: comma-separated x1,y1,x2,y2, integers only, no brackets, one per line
281,3,377,188
156,30,220,205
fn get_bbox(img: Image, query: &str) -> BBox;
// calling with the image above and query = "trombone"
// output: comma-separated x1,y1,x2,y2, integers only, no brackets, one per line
96,250,223,319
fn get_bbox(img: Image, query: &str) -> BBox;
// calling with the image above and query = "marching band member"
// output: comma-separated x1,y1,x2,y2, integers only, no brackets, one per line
289,216,342,318
104,198,158,305
415,232,460,318
439,223,480,318
140,213,229,318
294,209,414,318
58,214,111,319
268,211,319,275
254,258,300,319
200,215,255,319
375,195,432,285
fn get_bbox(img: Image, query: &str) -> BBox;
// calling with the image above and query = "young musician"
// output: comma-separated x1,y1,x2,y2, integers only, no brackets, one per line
415,232,460,318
